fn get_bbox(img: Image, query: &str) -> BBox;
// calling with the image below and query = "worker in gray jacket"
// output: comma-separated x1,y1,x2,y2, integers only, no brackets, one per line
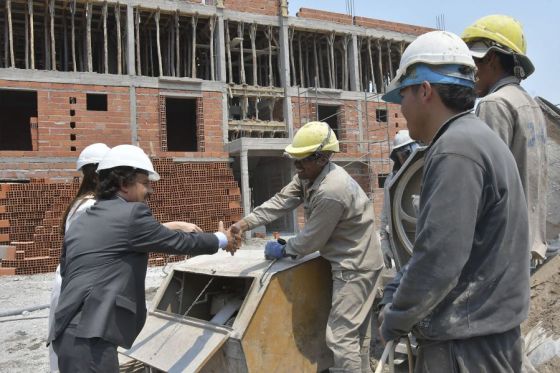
379,130,418,268
234,121,383,373
378,31,529,372
462,15,548,266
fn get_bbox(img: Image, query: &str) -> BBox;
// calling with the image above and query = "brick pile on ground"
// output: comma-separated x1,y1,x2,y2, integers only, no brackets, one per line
0,159,242,275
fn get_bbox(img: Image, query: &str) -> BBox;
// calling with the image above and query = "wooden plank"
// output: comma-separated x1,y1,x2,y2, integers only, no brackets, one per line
28,0,34,69
225,20,233,83
86,0,92,72
115,2,121,74
134,6,141,75
24,1,29,69
7,0,15,67
155,8,162,76
191,13,197,78
49,0,55,70
288,27,296,86
249,22,257,86
175,10,180,77
102,1,108,73
209,15,215,81
237,22,245,84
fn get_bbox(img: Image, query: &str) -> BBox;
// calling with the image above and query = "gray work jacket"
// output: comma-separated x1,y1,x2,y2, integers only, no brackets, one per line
381,112,530,342
243,162,383,272
477,76,548,258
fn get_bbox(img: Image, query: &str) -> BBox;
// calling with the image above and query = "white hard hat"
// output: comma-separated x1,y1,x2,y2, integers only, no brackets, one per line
97,144,160,181
393,130,414,150
76,143,111,171
383,31,476,104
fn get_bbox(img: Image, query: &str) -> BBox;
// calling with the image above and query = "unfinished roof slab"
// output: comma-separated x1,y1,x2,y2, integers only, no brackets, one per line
288,17,418,43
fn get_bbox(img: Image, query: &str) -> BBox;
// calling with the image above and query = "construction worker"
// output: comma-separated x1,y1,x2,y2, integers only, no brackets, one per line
48,145,240,372
462,15,548,267
378,31,529,372
233,121,383,373
379,130,418,268
48,143,111,373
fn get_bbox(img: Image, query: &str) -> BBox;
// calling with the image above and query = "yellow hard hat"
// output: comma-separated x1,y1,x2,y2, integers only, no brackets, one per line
462,15,534,78
285,121,340,159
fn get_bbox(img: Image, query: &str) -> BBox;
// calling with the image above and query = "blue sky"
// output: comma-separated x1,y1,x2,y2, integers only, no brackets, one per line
288,0,560,106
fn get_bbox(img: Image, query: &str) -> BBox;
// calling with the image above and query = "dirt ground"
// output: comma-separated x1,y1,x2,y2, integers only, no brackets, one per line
0,252,558,372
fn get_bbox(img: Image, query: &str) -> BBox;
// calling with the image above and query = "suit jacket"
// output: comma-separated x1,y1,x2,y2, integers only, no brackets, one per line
48,197,219,348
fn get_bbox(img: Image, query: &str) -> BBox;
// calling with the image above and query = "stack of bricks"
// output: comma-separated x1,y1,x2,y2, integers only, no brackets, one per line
0,160,242,275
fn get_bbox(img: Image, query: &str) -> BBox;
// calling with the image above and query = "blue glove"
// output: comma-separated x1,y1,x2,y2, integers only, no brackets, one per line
265,240,286,260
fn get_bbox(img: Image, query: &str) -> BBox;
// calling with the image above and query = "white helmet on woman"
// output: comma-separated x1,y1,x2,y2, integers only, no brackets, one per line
76,143,111,171
97,144,160,181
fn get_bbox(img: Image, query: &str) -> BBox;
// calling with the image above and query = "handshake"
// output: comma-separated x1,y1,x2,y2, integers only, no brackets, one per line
163,218,299,260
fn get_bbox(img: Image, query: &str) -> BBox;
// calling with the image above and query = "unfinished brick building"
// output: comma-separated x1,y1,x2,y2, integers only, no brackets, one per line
0,0,432,275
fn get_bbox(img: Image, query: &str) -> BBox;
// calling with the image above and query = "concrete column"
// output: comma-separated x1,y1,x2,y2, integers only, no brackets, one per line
126,4,135,76
279,17,294,139
349,34,360,92
357,100,364,152
240,149,252,239
129,84,138,145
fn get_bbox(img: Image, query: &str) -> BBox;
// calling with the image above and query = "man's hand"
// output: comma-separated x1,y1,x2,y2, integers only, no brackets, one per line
378,303,390,345
219,221,241,256
380,238,393,268
264,240,286,260
163,221,202,233
232,219,248,235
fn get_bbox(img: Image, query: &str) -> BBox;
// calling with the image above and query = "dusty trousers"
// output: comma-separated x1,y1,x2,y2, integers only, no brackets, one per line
326,269,380,373
414,326,523,373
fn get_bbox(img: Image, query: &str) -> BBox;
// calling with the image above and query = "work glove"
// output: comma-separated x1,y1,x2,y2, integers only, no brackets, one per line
264,238,287,260
380,238,393,269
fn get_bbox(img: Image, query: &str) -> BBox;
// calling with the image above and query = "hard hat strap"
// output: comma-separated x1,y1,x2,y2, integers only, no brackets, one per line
315,125,332,153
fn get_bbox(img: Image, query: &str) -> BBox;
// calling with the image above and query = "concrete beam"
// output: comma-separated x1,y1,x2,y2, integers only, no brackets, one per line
227,138,291,155
286,86,384,101
0,69,225,92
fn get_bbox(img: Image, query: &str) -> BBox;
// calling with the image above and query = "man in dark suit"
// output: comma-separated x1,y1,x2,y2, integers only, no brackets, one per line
48,144,240,372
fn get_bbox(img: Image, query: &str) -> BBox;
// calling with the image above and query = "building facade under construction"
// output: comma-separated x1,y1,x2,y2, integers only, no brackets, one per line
0,0,433,275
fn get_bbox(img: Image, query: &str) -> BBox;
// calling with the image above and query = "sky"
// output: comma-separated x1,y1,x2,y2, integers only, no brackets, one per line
288,0,560,106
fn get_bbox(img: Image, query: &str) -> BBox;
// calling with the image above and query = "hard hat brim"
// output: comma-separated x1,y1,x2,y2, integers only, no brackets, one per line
148,171,160,182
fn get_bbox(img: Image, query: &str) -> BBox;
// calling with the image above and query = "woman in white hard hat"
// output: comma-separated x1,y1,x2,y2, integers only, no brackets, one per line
48,145,240,372
48,143,110,373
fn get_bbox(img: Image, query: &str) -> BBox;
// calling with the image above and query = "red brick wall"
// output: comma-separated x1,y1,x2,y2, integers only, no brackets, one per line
224,0,279,16
296,8,353,25
0,160,242,275
354,17,434,36
0,82,229,181
296,8,434,36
